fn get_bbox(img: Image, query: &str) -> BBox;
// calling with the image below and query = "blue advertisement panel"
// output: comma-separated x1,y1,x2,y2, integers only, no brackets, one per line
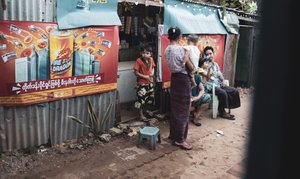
57,0,121,29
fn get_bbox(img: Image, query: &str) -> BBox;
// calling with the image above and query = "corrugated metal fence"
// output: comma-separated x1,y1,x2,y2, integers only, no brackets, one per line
0,0,57,22
0,92,117,152
0,0,117,152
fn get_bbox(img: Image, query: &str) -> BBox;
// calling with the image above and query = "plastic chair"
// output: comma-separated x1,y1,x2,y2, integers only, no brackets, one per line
212,84,219,118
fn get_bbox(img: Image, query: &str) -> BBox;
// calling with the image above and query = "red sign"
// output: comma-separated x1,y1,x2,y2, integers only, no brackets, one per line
0,21,119,105
161,34,225,88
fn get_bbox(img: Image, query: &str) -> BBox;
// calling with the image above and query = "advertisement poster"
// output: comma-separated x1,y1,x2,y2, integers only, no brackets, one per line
57,0,121,29
0,21,119,106
161,34,225,89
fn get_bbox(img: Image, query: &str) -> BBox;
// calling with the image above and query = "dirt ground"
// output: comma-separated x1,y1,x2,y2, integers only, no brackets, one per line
0,88,253,179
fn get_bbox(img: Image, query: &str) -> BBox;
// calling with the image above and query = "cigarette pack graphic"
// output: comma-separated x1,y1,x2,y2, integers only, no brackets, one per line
50,29,73,79
74,48,98,76
101,40,112,48
89,52,95,74
28,54,37,81
82,49,90,74
97,32,105,37
37,48,50,80
74,50,83,76
92,60,100,74
15,45,38,82
15,57,29,82
2,52,17,63
97,49,105,56
29,45,38,81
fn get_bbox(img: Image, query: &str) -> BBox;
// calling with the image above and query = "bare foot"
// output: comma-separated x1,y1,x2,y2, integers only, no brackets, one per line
194,112,202,120
140,116,150,122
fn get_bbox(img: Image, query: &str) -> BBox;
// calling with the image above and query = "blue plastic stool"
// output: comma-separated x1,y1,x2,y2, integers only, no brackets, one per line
137,127,161,150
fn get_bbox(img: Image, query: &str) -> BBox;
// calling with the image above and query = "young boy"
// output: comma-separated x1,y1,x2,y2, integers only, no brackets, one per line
182,34,200,88
198,56,213,91
133,46,155,121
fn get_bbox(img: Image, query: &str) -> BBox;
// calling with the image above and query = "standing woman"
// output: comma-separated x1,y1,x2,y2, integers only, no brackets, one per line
165,27,192,150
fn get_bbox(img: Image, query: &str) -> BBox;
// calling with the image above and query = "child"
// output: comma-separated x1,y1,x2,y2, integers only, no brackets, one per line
182,34,200,88
198,56,213,92
133,46,155,121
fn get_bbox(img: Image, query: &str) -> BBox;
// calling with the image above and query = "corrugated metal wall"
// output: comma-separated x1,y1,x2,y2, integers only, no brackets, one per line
224,34,239,86
0,92,117,152
0,0,57,22
235,25,255,87
0,103,49,151
49,92,117,146
0,0,117,151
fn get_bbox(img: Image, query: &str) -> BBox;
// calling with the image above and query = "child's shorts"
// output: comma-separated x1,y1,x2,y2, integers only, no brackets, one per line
134,83,154,109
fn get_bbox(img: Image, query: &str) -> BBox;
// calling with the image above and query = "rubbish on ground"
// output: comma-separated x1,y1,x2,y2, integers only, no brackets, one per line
100,133,111,142
109,127,123,136
216,130,224,136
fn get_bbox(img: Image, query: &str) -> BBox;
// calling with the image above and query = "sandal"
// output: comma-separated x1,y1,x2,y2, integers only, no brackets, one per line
145,110,154,117
219,113,235,120
191,119,202,126
228,113,235,118
173,141,193,150
140,116,150,122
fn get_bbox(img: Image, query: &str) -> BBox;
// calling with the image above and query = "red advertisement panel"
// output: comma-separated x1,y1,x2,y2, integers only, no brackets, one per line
0,21,119,106
161,34,225,88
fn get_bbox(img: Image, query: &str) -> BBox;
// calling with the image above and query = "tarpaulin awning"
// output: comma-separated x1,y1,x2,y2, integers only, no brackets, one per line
57,0,121,30
221,12,239,34
164,0,227,34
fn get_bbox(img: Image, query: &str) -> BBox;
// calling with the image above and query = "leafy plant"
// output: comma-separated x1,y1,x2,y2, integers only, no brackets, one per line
220,0,258,14
246,1,258,14
68,99,113,136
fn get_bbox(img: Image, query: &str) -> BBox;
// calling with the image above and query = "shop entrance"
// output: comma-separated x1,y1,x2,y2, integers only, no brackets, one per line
116,1,163,122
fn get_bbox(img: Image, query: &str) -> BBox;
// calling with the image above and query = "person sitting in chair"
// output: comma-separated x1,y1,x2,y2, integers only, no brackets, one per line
200,46,241,120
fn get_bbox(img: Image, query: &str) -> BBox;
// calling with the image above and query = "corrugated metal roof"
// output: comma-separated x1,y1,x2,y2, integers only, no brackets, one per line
0,0,57,22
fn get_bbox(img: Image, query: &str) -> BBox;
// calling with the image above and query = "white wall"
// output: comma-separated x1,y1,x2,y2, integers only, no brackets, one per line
117,61,138,103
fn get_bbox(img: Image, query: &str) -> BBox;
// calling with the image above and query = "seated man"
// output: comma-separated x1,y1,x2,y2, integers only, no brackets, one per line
190,73,211,126
200,46,241,120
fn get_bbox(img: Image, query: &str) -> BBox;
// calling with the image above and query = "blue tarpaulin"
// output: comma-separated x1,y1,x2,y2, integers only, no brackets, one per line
57,0,121,30
164,0,227,34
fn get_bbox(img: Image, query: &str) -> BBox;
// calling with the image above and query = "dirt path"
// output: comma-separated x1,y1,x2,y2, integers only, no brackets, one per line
118,95,251,179
1,94,252,179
